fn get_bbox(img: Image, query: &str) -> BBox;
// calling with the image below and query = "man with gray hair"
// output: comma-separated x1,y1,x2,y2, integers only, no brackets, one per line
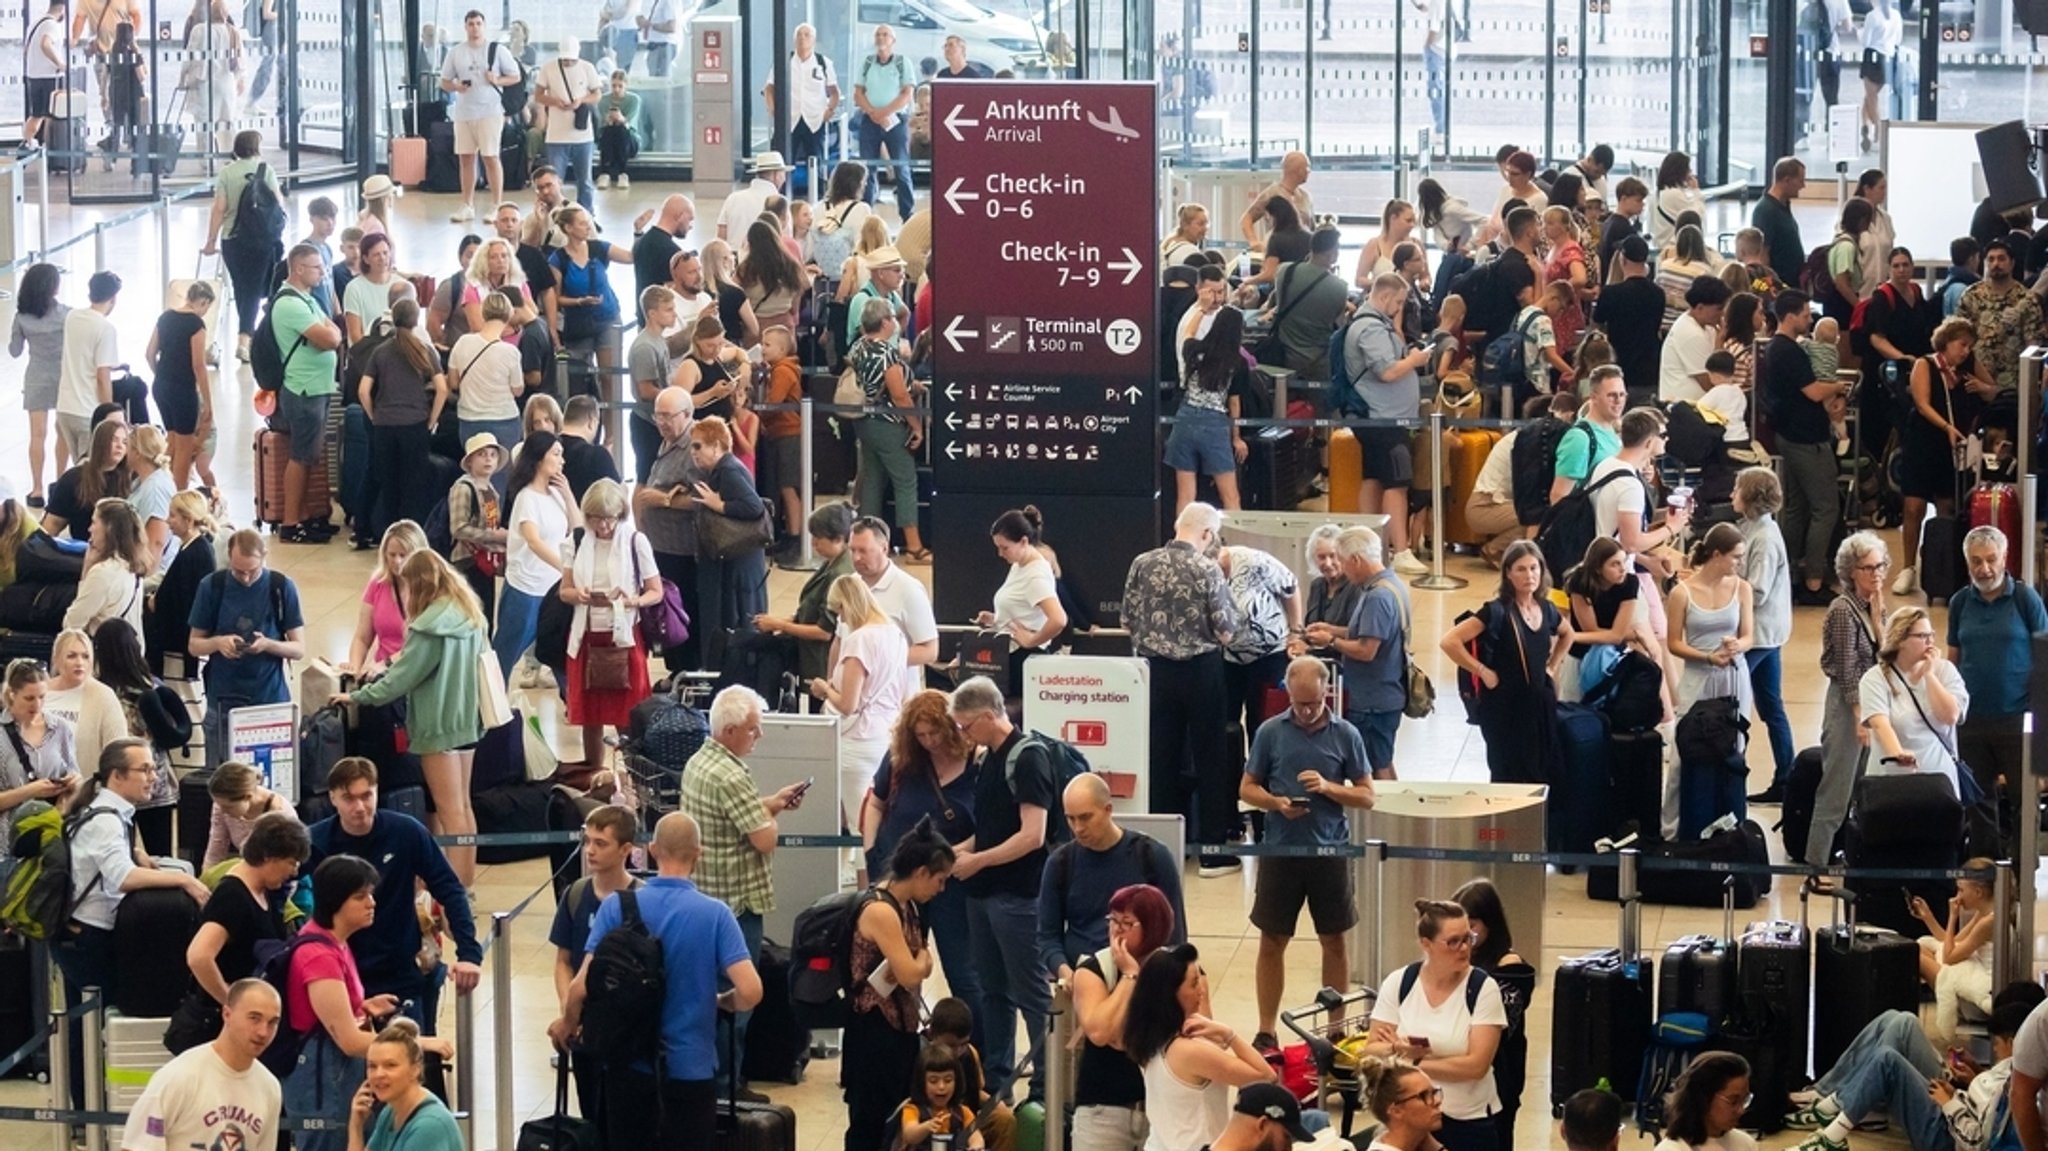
1122,501,1242,875
1304,525,1408,780
1947,524,2048,813
948,675,1056,1099
763,22,840,174
1035,773,1186,986
677,685,806,1090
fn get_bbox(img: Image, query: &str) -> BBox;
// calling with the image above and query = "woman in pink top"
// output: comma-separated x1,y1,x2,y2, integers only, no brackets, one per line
344,522,429,676
460,238,539,338
201,759,297,871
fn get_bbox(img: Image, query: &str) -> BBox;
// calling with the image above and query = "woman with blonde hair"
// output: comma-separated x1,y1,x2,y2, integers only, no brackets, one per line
145,490,218,675
672,311,748,425
1161,204,1209,270
66,500,151,636
548,205,632,405
201,759,296,870
559,479,662,767
344,521,429,678
812,573,910,859
462,237,538,335
44,628,125,774
701,238,761,347
146,279,215,489
1859,605,1969,798
333,550,489,886
836,214,895,303
684,416,769,662
124,426,176,571
1356,1057,1446,1151
345,1017,459,1151
1355,198,1417,286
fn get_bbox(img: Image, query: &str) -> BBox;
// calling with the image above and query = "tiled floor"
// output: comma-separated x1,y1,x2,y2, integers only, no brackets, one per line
0,178,2032,1151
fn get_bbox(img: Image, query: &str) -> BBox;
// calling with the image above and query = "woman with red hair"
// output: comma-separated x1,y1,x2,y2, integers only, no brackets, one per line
1071,884,1181,1151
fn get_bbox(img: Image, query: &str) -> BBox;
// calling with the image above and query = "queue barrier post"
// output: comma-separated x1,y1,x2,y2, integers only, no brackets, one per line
455,959,477,1151
36,150,49,258
1045,982,1072,1151
47,993,69,1151
790,394,822,571
493,912,515,1151
157,198,172,312
1993,858,2014,991
1364,837,1388,985
82,989,105,1151
1617,848,1641,961
1414,408,1466,591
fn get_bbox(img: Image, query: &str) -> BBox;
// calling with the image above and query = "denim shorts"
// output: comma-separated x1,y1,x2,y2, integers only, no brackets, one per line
275,386,334,466
1163,404,1237,475
1347,708,1402,774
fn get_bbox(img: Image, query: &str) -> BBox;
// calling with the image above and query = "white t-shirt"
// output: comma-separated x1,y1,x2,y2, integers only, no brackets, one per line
1660,312,1717,403
1653,1133,1760,1151
1859,661,1971,796
59,308,119,419
1369,966,1508,1120
1475,428,1519,500
641,0,678,44
536,56,601,144
1699,383,1749,442
342,276,395,341
1652,186,1708,250
120,1043,281,1151
993,557,1058,636
598,0,637,32
1493,183,1548,220
1863,7,1902,54
833,621,910,743
440,40,520,123
506,487,571,595
718,178,781,246
852,561,938,700
450,333,524,421
25,14,65,79
785,49,839,130
1588,455,1650,554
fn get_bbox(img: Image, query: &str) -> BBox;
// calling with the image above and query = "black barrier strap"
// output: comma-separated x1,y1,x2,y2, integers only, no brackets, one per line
0,1106,458,1130
1184,840,1995,882
0,1020,48,1081
435,831,863,849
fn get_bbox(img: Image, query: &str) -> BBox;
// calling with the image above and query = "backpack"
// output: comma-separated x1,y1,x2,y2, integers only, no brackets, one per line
811,203,860,277
1847,281,1902,358
233,163,288,244
580,887,668,1058
488,41,526,117
1449,259,1510,336
1005,731,1092,847
789,886,901,1029
1534,467,1641,581
0,803,120,941
250,286,315,393
1582,648,1666,734
1324,314,1374,418
425,476,495,560
1662,399,1726,467
1510,417,1573,525
1450,608,1488,722
254,933,342,1080
1396,962,1508,1036
1477,307,1542,392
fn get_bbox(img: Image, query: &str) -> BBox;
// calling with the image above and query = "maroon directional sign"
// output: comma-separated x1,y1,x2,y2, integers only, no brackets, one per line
931,80,1158,496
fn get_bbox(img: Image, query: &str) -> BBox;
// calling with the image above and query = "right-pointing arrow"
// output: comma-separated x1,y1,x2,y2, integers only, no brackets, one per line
1105,247,1143,286
943,177,980,216
943,314,980,353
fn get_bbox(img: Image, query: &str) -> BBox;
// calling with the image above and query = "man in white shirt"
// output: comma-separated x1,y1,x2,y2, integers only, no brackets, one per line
22,0,65,153
664,250,714,346
847,516,938,698
120,980,285,1151
719,151,788,246
595,0,638,73
57,271,122,462
1589,408,1690,576
534,40,602,210
439,11,523,224
1658,274,1730,403
638,0,679,76
764,23,839,176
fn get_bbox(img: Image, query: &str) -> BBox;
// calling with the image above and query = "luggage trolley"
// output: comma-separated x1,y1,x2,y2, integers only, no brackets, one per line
1278,985,1378,1139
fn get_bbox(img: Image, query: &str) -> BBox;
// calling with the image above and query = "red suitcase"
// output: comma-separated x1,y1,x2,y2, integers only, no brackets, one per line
1967,481,2021,577
253,428,332,527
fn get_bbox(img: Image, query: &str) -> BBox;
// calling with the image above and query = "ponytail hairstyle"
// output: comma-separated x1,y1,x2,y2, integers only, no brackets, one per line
388,298,440,379
1360,1055,1427,1123
885,814,957,881
989,505,1044,546
72,737,148,813
167,489,219,539
1686,521,1744,569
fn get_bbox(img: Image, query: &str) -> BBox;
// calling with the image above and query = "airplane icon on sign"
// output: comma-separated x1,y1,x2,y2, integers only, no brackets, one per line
1087,106,1138,140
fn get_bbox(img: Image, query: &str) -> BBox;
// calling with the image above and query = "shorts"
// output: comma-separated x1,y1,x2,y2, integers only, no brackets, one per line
153,378,200,435
1361,426,1415,486
1346,708,1401,775
454,115,505,156
274,387,334,466
25,77,57,119
1163,404,1237,475
1859,48,1889,85
56,412,93,461
760,434,801,495
1250,855,1359,937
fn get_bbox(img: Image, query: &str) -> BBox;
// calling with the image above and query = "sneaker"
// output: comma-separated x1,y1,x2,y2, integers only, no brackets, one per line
1792,584,1834,607
1890,565,1919,596
236,333,252,363
1391,548,1429,575
1788,1088,1821,1106
1791,1129,1849,1151
1252,1031,1280,1053
616,173,630,190
1197,855,1242,878
276,524,319,544
596,174,612,190
1783,1098,1839,1131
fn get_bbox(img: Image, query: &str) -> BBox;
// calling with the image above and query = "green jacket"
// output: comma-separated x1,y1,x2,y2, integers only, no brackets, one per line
349,599,486,754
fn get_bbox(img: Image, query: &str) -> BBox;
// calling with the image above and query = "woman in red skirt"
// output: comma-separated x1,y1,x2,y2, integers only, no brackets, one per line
559,478,664,766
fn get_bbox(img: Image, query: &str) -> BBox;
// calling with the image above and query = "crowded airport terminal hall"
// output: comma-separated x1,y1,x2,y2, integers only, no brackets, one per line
12,3,2048,1151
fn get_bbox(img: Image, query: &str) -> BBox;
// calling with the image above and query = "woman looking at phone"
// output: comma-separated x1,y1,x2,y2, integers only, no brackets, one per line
1367,900,1508,1151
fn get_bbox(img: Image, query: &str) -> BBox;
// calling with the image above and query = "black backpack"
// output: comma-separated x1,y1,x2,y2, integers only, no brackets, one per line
1663,400,1727,468
1005,732,1091,847
1534,467,1640,582
233,163,288,244
788,886,899,1029
488,42,527,118
1583,648,1666,734
254,933,342,1080
1510,417,1572,526
581,888,667,1059
250,286,315,393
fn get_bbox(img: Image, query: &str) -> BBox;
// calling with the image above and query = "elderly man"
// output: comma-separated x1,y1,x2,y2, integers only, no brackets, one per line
120,980,284,1151
632,194,695,319
1947,526,2048,818
718,152,788,246
1035,773,1186,984
1304,526,1408,781
1122,501,1242,875
845,245,911,350
948,675,1055,1101
679,685,806,1091
1240,657,1375,1049
557,811,763,1149
853,24,918,217
764,23,840,175
633,386,709,670
1240,151,1315,245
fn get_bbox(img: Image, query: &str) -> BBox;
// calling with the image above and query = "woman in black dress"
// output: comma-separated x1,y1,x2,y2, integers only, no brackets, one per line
1439,540,1570,785
147,282,215,490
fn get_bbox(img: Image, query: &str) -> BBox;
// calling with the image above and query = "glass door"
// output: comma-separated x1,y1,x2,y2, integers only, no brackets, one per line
1934,0,2048,125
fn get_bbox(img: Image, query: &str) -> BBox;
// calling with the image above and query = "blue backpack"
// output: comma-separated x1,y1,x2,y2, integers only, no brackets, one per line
1325,315,1373,418
1477,308,1543,392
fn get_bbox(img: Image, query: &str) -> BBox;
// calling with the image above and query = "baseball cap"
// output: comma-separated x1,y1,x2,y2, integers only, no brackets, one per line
1234,1083,1315,1143
1620,234,1650,265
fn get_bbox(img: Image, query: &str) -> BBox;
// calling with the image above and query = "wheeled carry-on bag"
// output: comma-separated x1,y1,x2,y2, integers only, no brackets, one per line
1552,869,1653,1103
1726,918,1811,1132
1658,878,1741,1029
1809,886,1921,1074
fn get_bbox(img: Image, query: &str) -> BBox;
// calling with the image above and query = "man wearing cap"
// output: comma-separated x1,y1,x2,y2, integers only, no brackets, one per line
1209,1083,1319,1151
853,23,918,218
1592,234,1666,408
535,40,603,210
718,153,788,247
845,246,912,352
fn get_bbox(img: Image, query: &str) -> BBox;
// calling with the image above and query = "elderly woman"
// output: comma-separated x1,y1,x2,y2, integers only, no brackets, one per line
461,237,539,335
1218,541,1300,767
683,416,768,666
559,479,662,768
849,296,930,562
1292,524,1362,662
1808,532,1891,885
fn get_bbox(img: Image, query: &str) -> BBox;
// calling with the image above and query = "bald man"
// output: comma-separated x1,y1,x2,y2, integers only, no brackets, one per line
1240,151,1315,246
558,811,762,1149
633,193,696,324
1035,772,1187,983
122,979,284,1151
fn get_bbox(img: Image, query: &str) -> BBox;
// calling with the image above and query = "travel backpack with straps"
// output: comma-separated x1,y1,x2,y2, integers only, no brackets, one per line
1324,312,1374,418
1477,307,1543,392
0,802,121,941
580,887,669,1059
1535,466,1641,580
250,286,316,393
1005,731,1092,847
789,885,902,1029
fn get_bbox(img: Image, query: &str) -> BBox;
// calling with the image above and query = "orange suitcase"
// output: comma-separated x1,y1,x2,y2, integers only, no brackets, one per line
1442,428,1501,547
1328,427,1362,513
254,428,332,527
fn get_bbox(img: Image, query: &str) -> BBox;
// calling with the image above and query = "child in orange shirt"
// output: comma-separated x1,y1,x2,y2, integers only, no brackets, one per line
760,325,806,546
897,1043,986,1149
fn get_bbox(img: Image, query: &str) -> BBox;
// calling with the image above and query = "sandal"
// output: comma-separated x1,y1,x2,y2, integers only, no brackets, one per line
901,548,933,565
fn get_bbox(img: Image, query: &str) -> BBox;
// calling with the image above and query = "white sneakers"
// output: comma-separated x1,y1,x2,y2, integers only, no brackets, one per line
616,174,630,190
1391,549,1429,575
448,203,476,223
1891,565,1919,596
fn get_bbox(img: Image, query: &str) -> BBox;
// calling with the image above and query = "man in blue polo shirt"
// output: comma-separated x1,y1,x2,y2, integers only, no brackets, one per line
1304,525,1408,782
187,529,305,773
1237,656,1375,1051
1947,525,2048,817
557,810,762,1148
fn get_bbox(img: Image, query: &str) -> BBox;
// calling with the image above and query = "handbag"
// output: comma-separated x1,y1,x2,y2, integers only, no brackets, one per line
629,531,690,651
834,365,867,419
699,505,774,561
162,988,223,1054
581,640,634,692
477,648,513,730
560,61,592,131
515,1062,602,1151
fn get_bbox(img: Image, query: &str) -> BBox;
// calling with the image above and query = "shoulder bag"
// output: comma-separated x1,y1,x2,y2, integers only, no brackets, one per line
629,531,690,651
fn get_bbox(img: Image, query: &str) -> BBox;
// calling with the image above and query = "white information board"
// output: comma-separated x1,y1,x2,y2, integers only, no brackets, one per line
1021,655,1151,812
1882,121,1998,265
228,703,299,799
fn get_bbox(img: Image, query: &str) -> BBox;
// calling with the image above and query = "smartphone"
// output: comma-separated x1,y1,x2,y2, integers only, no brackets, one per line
792,776,815,798
1286,796,1311,810
1903,886,1916,907
1407,1036,1432,1050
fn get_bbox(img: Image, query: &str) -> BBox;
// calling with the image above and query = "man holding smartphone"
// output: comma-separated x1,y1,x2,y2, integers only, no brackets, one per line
439,11,522,225
1237,656,1376,1052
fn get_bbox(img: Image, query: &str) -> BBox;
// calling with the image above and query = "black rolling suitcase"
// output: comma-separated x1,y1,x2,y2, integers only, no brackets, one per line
1777,745,1832,864
424,119,462,193
1553,948,1653,1103
177,769,214,867
1727,918,1810,1133
113,888,203,1017
740,940,811,1085
1609,728,1665,844
1809,889,1921,1074
1658,880,1740,1028
716,1004,796,1151
1550,702,1611,860
472,781,551,864
1845,772,1964,935
1587,820,1766,909
132,91,187,178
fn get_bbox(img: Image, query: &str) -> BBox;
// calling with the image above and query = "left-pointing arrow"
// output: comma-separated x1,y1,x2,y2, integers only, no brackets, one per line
946,442,963,459
944,177,981,215
944,104,980,142
943,314,981,353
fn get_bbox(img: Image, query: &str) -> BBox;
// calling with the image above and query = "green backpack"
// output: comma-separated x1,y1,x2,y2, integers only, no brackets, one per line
1,802,118,941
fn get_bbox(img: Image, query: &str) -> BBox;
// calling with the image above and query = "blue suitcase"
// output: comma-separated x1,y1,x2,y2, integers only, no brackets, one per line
1549,702,1612,858
339,403,372,525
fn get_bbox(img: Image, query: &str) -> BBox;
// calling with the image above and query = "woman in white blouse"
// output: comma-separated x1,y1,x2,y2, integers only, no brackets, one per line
1367,900,1507,1151
1418,179,1491,254
448,291,528,485
65,500,151,636
493,433,583,679
811,573,910,867
977,505,1068,691
1859,605,1969,796
1651,151,1707,251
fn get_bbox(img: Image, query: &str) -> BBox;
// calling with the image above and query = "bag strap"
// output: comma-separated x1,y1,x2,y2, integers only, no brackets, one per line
1398,960,1422,1002
1268,264,1313,327
1886,663,1959,761
1,720,34,785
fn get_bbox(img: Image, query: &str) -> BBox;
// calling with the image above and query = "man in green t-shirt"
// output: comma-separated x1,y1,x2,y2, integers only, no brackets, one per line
852,24,916,218
271,243,344,543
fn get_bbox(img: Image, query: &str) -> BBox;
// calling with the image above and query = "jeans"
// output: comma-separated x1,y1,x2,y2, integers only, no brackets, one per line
1820,1013,1953,1151
1071,1104,1150,1151
606,27,638,73
547,141,596,210
921,879,987,1058
598,122,639,178
855,419,919,529
965,889,1051,1100
854,115,915,218
52,926,115,1109
1817,1010,1942,1093
644,41,674,77
607,1066,716,1151
629,414,661,486
1746,646,1797,787
1809,678,1867,867
714,910,763,1086
222,232,280,335
1956,710,2024,824
495,584,546,677
1147,652,1231,846
281,1029,364,1151
790,118,830,177
1423,40,1449,136
1780,440,1840,587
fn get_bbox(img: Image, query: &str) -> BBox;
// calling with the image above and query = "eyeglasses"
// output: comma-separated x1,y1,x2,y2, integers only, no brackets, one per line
1434,932,1478,948
1907,630,1936,642
1716,1091,1754,1109
1855,561,1891,572
1106,915,1140,931
1394,1088,1444,1106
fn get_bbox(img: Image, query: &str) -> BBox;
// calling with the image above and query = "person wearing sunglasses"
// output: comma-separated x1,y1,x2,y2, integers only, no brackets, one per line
1367,899,1508,1151
1357,1059,1446,1151
1657,1051,1756,1151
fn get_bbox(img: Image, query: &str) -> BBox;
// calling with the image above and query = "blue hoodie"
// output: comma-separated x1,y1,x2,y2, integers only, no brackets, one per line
307,809,482,986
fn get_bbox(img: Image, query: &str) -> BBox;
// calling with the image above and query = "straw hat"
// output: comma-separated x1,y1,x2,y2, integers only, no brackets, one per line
361,174,404,201
747,151,789,173
862,245,906,270
462,434,505,470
